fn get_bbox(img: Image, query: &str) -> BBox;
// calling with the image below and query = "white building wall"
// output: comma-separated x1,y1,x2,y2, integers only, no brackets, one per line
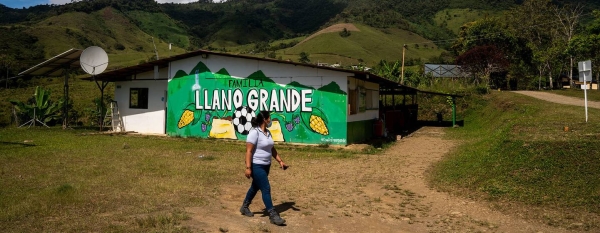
347,77,380,122
115,54,383,134
114,68,168,134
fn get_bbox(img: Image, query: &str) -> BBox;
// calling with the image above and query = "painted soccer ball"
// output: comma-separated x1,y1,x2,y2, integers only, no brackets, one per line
232,106,256,135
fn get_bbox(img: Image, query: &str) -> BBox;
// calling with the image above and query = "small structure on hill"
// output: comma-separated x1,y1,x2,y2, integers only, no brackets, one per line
424,64,468,78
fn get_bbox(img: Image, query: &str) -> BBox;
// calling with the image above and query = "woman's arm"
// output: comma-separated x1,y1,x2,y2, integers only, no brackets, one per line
245,142,254,178
272,147,287,169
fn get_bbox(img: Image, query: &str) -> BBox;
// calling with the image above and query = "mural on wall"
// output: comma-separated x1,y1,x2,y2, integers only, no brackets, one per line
167,61,347,145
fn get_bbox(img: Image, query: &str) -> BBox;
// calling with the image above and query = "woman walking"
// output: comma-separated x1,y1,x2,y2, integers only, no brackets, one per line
240,111,287,226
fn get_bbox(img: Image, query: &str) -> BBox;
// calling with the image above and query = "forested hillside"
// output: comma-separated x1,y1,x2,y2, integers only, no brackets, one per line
1,0,599,89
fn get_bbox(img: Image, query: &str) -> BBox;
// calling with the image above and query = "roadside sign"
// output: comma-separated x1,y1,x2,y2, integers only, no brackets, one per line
579,60,592,82
578,60,592,122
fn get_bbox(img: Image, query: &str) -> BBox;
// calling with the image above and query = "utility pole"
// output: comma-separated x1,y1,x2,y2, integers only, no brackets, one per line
152,37,159,60
400,44,407,84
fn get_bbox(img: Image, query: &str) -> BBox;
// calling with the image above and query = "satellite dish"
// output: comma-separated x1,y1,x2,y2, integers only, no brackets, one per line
80,46,109,75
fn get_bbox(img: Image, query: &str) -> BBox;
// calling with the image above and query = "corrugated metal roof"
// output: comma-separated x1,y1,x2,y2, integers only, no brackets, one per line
77,49,456,96
81,49,401,87
19,48,82,77
424,64,468,78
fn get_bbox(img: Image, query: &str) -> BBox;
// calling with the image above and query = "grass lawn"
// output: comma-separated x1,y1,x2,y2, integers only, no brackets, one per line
0,127,369,232
430,91,600,227
544,88,600,102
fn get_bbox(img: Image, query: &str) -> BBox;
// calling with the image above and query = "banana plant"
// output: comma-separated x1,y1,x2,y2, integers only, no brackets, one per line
10,86,64,125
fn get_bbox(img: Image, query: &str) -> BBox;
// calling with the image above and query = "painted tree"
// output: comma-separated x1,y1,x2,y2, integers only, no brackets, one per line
455,45,509,86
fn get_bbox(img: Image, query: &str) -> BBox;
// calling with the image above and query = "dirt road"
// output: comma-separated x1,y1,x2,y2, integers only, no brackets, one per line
183,127,578,232
513,91,600,109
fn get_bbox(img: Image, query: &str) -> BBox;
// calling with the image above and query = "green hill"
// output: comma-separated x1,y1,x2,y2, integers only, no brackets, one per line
1,0,599,87
434,8,501,35
214,23,444,67
282,24,444,67
124,10,191,49
26,7,187,69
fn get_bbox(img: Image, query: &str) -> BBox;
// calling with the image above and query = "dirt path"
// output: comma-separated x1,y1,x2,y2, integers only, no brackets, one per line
182,127,578,232
513,91,600,109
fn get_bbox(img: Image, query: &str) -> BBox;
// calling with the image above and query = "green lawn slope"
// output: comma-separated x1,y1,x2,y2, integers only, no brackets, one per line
282,24,445,67
430,91,600,229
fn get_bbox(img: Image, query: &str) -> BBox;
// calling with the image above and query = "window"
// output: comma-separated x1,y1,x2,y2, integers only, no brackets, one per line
368,90,380,110
359,87,367,112
130,88,149,109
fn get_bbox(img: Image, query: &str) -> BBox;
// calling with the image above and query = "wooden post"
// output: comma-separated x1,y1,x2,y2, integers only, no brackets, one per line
401,44,406,85
63,68,69,129
452,96,456,127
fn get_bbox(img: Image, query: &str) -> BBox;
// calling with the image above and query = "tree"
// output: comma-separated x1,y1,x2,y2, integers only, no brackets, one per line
254,41,270,54
375,60,402,82
452,17,531,84
339,28,351,37
0,54,16,89
507,0,557,89
566,10,600,85
298,52,310,64
456,45,509,86
553,3,584,87
10,86,64,126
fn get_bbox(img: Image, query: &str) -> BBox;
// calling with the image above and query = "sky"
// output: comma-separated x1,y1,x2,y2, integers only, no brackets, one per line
0,0,224,9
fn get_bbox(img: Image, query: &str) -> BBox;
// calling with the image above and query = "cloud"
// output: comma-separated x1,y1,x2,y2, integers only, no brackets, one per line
48,0,71,5
155,0,196,3
2,0,47,9
1,0,226,8
155,0,226,3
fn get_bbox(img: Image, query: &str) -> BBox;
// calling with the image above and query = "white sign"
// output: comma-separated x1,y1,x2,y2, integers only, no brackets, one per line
578,60,592,123
578,60,592,82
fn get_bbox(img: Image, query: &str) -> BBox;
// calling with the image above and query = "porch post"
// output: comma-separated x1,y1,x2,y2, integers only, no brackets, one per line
452,96,456,127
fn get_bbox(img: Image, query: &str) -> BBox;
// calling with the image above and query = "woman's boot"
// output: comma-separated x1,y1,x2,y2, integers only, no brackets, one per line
240,201,254,217
268,208,286,225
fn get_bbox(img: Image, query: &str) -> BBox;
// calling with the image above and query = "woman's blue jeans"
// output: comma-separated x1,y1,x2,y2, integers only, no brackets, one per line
244,163,273,210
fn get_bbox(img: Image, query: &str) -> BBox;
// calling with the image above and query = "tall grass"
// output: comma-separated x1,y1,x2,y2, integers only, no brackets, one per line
430,91,600,217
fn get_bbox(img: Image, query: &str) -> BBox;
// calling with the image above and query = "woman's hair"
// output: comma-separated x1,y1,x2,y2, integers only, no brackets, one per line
251,110,270,127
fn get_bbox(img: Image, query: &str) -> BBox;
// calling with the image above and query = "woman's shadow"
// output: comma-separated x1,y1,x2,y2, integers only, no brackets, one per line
257,202,300,216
